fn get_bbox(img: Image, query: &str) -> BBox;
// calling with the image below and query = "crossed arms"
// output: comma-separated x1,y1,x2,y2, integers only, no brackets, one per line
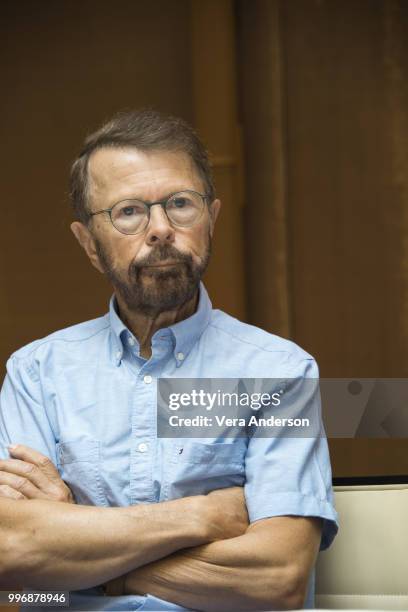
0,445,322,611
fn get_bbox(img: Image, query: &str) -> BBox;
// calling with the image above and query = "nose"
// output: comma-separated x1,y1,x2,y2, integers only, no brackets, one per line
145,204,175,246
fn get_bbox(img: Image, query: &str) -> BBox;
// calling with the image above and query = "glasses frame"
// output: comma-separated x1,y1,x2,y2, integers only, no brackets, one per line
88,189,211,235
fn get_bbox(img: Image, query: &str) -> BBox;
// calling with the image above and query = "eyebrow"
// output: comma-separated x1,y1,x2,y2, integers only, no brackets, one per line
107,189,197,208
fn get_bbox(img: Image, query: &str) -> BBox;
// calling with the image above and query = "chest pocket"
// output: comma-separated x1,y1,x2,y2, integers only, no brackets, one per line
162,440,247,501
56,438,107,506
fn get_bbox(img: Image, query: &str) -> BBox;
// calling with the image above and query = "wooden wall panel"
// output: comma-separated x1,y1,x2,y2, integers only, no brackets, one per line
191,0,246,320
282,0,408,476
237,0,291,336
0,0,245,374
238,0,408,476
0,0,194,372
282,0,408,379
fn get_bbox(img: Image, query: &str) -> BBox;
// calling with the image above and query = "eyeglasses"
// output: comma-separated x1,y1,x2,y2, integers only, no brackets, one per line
88,190,210,235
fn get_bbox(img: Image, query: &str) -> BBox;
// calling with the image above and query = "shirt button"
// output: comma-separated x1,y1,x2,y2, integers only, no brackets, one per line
143,375,152,384
115,350,122,360
177,352,185,361
138,442,148,453
128,337,135,346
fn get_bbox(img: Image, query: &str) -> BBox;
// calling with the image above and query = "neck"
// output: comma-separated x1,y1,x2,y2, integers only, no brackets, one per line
115,290,199,359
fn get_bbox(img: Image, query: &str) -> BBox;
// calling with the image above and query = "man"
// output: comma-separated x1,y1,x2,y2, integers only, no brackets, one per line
0,110,338,610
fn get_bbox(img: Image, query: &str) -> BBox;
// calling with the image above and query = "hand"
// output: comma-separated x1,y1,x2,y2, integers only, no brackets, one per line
204,486,249,541
0,444,75,503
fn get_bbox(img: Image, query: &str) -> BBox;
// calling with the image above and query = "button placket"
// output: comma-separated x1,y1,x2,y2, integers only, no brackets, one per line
130,373,156,505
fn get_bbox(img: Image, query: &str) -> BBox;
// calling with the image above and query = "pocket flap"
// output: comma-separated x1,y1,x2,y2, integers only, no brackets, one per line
174,440,247,466
56,439,100,465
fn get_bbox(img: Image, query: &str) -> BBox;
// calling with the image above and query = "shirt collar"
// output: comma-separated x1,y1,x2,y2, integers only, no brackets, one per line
108,282,212,366
108,296,130,365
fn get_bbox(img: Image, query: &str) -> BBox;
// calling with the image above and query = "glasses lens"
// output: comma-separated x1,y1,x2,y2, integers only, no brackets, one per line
111,200,147,234
166,191,204,227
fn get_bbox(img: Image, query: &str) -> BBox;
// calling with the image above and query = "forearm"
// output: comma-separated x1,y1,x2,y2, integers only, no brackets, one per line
124,517,322,611
0,495,208,591
124,524,311,611
126,542,281,611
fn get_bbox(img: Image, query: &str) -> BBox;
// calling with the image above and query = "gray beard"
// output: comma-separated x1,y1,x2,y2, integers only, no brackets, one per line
94,238,211,316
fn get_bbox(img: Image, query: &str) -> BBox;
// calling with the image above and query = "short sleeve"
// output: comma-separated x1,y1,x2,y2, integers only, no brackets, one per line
0,355,57,463
244,358,339,550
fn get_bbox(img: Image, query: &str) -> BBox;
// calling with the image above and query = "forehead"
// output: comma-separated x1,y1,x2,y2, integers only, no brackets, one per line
87,147,202,204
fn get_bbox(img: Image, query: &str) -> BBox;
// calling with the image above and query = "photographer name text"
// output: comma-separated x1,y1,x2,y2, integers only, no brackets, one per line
168,415,310,428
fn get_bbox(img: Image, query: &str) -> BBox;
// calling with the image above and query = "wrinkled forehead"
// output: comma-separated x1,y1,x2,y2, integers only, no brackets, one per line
87,146,203,205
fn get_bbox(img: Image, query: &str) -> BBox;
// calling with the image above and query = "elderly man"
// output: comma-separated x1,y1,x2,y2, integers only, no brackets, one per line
0,110,338,611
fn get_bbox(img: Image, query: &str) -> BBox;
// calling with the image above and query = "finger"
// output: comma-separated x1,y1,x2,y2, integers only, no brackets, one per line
0,484,27,500
0,458,56,493
0,470,49,500
7,445,61,482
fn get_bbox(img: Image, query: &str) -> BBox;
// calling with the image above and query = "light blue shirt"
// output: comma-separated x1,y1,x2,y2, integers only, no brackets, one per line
0,283,338,611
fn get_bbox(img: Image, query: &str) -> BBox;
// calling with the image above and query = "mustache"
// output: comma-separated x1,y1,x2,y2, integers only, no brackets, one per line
128,244,193,275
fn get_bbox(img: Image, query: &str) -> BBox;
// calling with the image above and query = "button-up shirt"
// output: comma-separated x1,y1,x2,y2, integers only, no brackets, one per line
0,283,338,610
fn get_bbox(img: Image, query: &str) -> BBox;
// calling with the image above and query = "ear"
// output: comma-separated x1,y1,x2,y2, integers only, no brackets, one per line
70,221,105,274
208,198,221,236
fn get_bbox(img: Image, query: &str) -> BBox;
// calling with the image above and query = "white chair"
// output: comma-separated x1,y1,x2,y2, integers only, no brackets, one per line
315,481,408,610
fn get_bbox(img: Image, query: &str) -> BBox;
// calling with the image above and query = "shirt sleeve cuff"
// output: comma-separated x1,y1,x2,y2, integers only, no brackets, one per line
246,491,339,550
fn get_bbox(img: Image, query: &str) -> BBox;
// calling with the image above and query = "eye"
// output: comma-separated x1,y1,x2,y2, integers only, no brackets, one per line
122,206,136,216
172,197,190,208
114,201,145,219
165,192,203,226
